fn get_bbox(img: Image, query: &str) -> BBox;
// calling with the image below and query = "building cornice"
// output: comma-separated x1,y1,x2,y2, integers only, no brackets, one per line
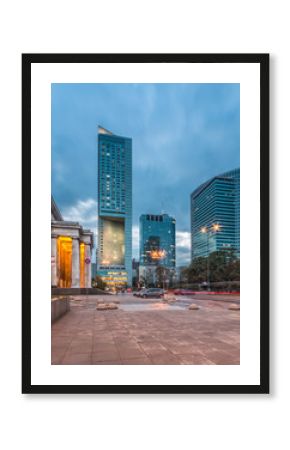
51,196,63,221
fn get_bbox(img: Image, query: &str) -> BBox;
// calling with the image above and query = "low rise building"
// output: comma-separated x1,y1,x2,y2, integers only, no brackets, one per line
51,197,94,288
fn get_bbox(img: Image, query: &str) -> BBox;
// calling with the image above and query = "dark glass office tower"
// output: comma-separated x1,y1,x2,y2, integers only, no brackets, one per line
139,214,176,268
191,168,240,259
97,126,132,287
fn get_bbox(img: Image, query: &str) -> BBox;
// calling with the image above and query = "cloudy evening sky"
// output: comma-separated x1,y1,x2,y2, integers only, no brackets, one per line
52,83,240,266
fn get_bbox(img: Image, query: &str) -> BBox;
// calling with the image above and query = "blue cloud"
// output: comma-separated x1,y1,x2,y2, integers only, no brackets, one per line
52,83,240,265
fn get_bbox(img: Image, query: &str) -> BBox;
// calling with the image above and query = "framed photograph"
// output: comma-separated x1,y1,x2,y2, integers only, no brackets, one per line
22,53,269,394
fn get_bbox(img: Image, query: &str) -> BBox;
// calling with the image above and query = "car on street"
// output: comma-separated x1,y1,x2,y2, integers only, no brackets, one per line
139,288,165,298
133,289,146,297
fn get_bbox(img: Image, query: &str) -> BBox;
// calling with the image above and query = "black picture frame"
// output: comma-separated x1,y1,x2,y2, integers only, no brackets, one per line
22,53,269,394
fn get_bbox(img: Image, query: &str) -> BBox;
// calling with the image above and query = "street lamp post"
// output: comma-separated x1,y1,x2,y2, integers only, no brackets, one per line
200,223,221,291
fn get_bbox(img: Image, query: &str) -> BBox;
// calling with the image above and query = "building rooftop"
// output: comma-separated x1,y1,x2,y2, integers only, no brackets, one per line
191,168,240,199
98,125,132,141
98,125,115,136
140,213,175,221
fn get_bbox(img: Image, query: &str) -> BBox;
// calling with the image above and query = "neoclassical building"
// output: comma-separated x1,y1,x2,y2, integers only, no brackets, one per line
51,197,94,288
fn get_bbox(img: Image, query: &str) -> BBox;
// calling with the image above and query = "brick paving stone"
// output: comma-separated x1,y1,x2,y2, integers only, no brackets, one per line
117,347,147,360
94,360,123,365
51,336,73,347
92,350,121,363
51,294,240,365
169,345,205,356
203,349,240,365
151,352,181,365
51,347,68,364
93,342,117,352
67,340,93,355
139,342,168,356
93,333,115,343
178,354,216,365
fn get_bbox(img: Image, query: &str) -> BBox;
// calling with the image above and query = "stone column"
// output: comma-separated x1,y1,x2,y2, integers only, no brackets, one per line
71,237,80,288
85,244,92,288
51,235,58,287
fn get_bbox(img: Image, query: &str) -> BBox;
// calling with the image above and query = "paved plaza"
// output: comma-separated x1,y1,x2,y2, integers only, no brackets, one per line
51,294,240,365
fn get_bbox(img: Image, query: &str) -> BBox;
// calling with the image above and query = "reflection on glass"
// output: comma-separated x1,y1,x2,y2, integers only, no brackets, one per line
102,219,125,266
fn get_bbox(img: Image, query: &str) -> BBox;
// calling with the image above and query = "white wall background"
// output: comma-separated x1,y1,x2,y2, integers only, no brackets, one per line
0,1,286,449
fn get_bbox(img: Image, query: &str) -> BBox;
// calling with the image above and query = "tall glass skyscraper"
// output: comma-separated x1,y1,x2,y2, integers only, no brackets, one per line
139,214,176,269
191,168,240,259
97,126,132,287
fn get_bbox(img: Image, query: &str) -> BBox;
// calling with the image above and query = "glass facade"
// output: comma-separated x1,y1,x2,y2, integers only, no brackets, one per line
139,214,176,268
97,126,132,286
191,168,240,259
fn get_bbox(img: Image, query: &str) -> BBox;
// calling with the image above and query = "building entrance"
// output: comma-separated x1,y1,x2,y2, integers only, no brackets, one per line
57,237,72,287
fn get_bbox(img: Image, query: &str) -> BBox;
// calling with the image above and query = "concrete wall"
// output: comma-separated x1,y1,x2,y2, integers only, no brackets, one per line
51,297,70,323
51,287,109,296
